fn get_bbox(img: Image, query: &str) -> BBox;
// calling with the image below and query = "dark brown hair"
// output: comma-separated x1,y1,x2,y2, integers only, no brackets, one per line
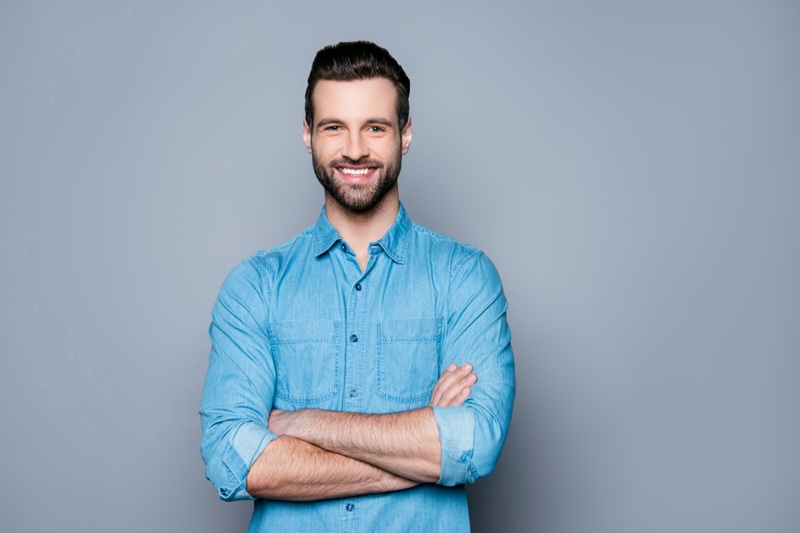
305,41,411,130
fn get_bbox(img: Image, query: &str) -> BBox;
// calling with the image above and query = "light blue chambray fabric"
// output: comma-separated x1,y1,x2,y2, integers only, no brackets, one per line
200,203,515,532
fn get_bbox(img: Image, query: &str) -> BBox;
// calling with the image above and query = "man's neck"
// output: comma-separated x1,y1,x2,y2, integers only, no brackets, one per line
324,189,399,271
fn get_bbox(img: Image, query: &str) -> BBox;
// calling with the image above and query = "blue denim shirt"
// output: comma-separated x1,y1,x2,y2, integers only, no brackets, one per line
200,204,515,532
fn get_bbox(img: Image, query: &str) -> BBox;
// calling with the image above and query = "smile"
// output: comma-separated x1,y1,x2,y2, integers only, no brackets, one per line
337,167,376,176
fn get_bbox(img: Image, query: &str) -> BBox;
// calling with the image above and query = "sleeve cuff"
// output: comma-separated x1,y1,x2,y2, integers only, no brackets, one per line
431,406,477,486
213,422,277,501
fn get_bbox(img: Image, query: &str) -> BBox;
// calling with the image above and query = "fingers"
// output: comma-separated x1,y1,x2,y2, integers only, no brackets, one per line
429,362,457,405
438,365,476,406
429,362,478,407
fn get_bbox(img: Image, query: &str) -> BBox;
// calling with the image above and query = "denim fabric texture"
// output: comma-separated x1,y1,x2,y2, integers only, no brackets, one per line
200,204,515,532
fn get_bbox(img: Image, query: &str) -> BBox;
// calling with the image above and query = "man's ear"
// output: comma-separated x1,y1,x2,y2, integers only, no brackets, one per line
303,118,312,154
401,117,413,155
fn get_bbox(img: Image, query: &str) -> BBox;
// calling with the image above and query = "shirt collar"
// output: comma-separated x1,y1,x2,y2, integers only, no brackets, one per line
313,203,412,264
312,206,341,256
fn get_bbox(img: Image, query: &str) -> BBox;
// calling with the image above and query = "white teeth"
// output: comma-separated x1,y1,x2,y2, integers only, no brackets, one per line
339,168,372,176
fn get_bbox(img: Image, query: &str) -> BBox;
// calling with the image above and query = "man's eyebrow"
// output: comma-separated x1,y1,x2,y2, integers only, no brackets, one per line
315,117,396,128
365,117,395,127
315,118,341,128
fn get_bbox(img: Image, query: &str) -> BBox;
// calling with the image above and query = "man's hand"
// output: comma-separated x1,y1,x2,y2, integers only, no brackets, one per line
429,362,477,407
268,408,291,435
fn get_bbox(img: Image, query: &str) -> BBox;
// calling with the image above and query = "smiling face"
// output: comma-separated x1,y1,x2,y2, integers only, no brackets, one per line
304,78,412,213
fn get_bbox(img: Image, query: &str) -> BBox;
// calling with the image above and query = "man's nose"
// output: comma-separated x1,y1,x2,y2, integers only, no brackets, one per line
342,131,368,161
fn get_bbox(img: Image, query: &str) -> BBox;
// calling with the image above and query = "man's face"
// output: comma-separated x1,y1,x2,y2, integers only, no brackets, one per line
304,78,412,213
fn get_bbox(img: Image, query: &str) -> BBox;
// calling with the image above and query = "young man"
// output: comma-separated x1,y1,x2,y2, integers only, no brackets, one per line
200,41,515,532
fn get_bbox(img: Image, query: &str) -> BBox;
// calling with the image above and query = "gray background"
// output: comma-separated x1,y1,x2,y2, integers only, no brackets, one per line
2,1,798,532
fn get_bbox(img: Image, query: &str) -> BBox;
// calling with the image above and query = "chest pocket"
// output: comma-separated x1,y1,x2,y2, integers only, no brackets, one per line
377,317,443,405
268,320,340,405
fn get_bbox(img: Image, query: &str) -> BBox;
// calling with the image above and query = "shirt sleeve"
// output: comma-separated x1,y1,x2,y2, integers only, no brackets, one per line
433,249,516,486
199,257,279,501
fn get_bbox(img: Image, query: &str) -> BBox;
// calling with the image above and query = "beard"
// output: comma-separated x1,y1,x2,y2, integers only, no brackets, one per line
312,147,402,213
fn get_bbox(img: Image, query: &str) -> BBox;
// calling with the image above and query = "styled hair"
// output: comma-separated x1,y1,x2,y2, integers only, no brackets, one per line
305,41,411,130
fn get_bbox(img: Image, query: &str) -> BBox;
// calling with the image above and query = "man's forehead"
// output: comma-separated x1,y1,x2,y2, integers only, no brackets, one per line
312,78,398,121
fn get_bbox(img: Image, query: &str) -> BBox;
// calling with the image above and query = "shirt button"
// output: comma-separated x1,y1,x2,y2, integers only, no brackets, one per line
346,503,354,512
350,334,358,343
349,389,357,397
355,283,362,291
341,243,346,251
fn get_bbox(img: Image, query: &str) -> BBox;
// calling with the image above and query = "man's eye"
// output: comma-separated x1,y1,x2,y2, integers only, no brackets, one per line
369,126,384,133
326,125,341,131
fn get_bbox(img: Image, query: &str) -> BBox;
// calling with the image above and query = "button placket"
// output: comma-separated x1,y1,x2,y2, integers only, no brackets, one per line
343,257,370,412
345,275,366,406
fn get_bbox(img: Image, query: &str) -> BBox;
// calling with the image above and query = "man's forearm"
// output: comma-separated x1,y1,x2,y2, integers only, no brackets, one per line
246,435,418,501
269,407,442,483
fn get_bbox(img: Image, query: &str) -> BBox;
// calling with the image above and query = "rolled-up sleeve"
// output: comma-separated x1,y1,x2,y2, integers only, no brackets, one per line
199,258,278,501
434,250,516,486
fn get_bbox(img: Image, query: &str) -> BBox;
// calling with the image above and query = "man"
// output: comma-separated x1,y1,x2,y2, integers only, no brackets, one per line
200,41,515,532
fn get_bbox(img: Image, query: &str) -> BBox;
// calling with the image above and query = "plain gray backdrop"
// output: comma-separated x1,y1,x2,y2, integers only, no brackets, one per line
2,1,799,532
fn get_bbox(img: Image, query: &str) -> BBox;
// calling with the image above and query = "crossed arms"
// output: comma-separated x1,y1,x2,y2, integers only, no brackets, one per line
246,363,478,500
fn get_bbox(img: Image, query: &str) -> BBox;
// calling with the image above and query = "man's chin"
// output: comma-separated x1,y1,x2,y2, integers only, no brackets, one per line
330,194,382,213
315,163,400,214
317,176,378,211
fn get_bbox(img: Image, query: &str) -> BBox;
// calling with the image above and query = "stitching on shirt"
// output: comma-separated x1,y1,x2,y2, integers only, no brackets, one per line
268,320,340,404
449,248,481,286
376,318,441,403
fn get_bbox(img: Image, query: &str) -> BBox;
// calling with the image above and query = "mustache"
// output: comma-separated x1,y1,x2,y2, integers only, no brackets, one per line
328,157,384,168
